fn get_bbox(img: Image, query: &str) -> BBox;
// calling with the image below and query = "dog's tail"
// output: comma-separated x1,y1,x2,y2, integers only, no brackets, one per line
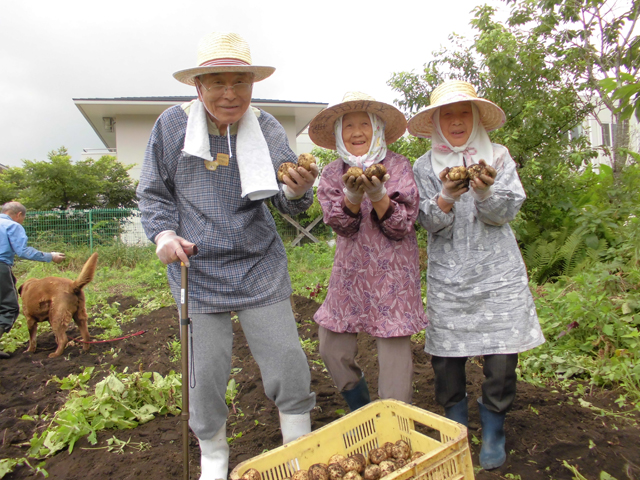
71,253,99,293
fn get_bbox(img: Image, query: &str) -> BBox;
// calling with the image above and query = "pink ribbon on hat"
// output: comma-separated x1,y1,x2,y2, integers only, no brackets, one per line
435,144,477,167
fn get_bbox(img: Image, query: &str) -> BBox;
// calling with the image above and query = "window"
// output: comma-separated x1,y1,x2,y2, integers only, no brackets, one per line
601,123,611,146
570,125,583,140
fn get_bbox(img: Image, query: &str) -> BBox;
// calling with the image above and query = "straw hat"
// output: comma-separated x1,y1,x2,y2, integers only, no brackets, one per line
308,92,407,150
173,32,275,85
407,80,506,138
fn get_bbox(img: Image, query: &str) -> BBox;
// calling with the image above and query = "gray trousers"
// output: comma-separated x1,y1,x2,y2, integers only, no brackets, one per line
431,354,518,413
318,326,413,404
186,298,315,440
0,263,19,333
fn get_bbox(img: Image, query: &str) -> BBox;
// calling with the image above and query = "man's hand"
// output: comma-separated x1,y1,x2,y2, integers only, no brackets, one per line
51,252,65,264
155,231,196,267
283,163,320,198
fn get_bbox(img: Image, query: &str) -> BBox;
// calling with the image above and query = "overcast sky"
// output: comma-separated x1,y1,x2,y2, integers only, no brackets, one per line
0,0,505,168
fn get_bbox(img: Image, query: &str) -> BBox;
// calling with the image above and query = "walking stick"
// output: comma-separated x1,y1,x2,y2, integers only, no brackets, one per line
181,245,198,480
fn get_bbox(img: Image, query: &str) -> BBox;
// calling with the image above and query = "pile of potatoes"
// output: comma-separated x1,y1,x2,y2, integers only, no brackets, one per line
446,164,489,188
241,440,424,480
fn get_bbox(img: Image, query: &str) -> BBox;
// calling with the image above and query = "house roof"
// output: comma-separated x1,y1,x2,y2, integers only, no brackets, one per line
73,97,328,149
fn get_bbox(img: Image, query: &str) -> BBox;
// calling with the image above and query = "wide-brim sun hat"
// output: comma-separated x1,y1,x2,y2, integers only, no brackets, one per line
173,32,276,85
308,92,407,150
407,80,506,138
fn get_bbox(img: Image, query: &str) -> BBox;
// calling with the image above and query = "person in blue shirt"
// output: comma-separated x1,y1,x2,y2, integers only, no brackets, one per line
0,202,65,358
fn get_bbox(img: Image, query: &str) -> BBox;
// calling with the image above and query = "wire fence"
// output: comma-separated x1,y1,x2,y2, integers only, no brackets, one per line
23,207,313,252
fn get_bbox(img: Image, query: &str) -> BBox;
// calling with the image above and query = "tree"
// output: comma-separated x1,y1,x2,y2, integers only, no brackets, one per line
508,0,640,177
0,147,138,211
0,167,27,205
388,5,598,241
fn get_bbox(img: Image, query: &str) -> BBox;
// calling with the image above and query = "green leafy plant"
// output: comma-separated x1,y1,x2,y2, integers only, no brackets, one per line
299,338,319,354
28,368,181,458
0,458,48,478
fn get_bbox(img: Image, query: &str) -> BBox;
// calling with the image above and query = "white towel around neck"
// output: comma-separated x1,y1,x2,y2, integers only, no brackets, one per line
182,100,279,200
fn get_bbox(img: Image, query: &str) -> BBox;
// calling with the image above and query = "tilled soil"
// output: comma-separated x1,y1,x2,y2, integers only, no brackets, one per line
0,295,638,480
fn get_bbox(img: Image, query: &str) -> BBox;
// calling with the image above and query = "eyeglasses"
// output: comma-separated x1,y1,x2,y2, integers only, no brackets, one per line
197,80,253,96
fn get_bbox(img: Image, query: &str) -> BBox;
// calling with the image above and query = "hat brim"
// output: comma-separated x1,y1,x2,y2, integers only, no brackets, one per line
173,65,276,85
309,99,407,150
407,98,506,138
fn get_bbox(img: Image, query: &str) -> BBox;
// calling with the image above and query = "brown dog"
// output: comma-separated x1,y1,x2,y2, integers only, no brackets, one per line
18,253,98,358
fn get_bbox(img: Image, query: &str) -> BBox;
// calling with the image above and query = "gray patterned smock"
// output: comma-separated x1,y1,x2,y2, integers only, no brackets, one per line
413,144,545,357
137,105,313,313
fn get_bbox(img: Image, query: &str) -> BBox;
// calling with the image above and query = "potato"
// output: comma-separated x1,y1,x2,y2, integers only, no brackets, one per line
391,440,410,460
308,464,329,480
378,461,396,477
343,472,362,480
363,464,381,480
345,167,364,179
368,447,387,465
327,463,346,480
364,164,387,180
292,470,309,480
395,459,406,469
241,468,262,480
447,166,468,182
341,456,360,473
410,451,424,462
298,153,317,171
350,454,366,473
277,162,298,182
466,163,488,180
381,442,395,458
328,454,347,465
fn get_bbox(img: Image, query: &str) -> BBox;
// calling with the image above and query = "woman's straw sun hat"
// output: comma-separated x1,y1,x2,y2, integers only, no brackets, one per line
407,80,506,138
309,92,407,150
173,32,275,85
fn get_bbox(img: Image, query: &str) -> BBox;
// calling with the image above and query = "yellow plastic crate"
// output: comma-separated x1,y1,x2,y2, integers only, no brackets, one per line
230,399,475,480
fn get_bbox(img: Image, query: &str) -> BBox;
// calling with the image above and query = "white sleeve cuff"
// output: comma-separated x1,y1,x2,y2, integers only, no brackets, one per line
283,184,305,200
470,186,494,202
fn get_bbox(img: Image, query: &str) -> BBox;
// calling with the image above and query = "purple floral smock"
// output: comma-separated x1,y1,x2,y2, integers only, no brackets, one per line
313,151,429,338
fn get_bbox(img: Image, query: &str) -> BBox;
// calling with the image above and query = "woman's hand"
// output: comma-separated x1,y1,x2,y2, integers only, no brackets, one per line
439,168,469,203
470,159,497,192
342,171,365,205
362,174,390,203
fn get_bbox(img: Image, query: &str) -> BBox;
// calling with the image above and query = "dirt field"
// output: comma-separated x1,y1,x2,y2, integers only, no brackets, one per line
0,295,638,480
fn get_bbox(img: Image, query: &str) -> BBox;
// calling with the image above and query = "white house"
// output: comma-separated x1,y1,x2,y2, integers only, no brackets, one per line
572,104,639,166
74,96,327,181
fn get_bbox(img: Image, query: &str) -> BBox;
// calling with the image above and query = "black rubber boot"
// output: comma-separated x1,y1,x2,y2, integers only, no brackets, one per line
478,398,507,470
444,395,468,427
341,375,371,412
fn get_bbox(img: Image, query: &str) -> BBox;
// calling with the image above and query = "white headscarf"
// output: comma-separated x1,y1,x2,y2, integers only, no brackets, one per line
430,103,496,177
335,113,387,168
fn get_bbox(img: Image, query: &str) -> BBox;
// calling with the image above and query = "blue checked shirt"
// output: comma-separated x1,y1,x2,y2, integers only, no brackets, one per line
137,106,313,313
0,214,52,266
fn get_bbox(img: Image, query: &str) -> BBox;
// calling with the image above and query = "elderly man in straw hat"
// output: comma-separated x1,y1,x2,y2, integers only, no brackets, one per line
308,92,428,412
408,80,545,470
137,32,317,479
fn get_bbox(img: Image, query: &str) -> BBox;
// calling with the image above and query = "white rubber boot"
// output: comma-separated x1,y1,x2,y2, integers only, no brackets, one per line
199,423,229,480
279,412,311,444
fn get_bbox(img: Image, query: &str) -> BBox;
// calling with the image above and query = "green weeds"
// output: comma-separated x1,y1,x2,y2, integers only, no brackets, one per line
287,242,334,303
28,367,181,458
